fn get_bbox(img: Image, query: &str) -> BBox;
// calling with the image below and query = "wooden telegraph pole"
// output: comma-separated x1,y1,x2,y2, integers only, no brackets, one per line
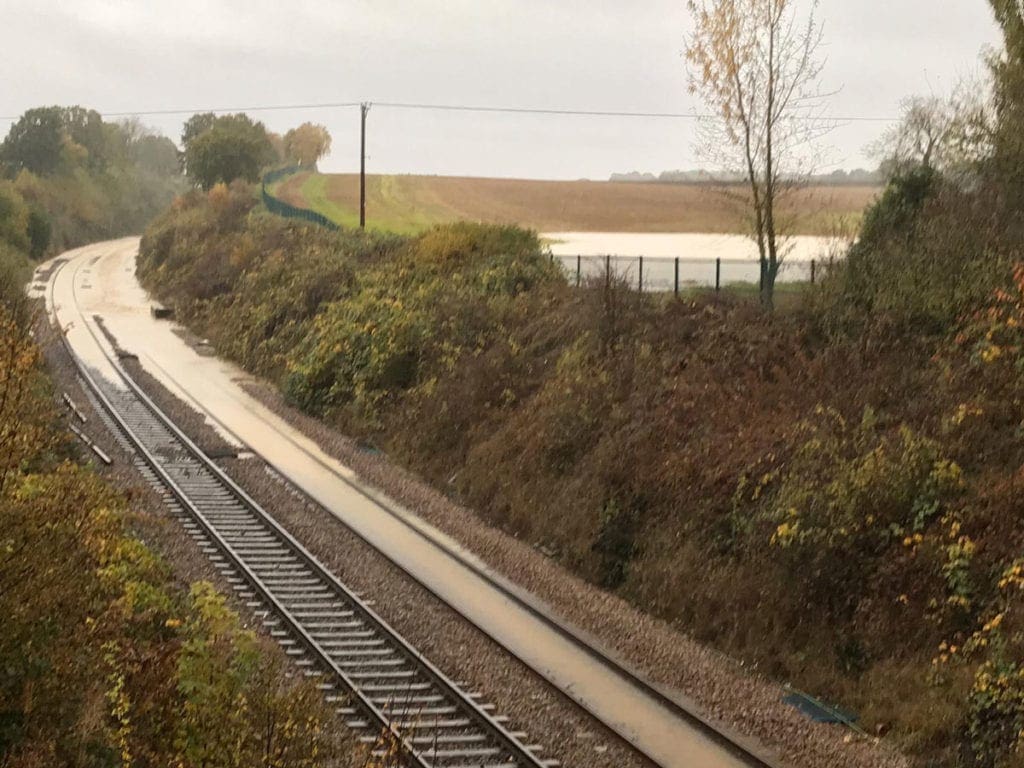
360,102,370,229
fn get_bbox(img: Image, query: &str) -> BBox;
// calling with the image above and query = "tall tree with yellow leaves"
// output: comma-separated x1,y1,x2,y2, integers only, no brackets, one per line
686,0,830,309
284,123,332,170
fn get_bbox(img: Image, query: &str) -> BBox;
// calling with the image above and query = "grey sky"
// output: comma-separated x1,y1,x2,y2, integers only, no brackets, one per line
0,0,1001,179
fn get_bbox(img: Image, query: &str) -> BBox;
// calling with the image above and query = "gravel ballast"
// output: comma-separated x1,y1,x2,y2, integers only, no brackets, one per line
58,316,644,768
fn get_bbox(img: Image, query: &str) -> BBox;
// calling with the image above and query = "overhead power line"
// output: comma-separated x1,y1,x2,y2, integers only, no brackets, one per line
0,101,363,121
375,101,896,123
0,99,897,124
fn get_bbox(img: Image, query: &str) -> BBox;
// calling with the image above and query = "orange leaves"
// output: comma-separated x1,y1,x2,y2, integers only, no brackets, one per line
283,123,332,169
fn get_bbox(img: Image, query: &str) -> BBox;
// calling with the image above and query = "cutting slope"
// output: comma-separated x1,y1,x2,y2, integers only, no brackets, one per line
272,172,877,236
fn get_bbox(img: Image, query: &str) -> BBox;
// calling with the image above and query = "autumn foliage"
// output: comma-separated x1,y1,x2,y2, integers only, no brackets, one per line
0,306,343,764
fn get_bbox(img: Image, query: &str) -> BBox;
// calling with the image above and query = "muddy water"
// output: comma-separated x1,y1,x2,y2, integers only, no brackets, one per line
544,231,847,289
42,239,762,768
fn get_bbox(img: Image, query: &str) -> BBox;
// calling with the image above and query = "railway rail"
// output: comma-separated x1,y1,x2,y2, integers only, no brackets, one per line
63,330,554,768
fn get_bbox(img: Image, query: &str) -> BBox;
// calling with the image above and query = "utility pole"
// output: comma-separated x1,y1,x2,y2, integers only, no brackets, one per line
360,102,371,229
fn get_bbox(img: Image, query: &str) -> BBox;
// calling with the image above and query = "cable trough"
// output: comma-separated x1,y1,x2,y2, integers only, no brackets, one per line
68,342,554,768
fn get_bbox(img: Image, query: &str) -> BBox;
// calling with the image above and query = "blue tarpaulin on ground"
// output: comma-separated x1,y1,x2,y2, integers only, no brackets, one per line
783,691,859,725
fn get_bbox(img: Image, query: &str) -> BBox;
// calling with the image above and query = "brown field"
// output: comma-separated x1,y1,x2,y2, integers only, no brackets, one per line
273,171,879,236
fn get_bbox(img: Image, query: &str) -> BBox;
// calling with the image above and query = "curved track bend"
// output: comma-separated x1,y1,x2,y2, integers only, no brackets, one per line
43,241,782,768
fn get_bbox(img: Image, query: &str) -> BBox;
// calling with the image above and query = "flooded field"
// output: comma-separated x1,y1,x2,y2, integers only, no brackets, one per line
544,232,848,290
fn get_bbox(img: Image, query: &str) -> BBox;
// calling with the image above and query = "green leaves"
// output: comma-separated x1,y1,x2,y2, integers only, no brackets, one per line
183,113,275,191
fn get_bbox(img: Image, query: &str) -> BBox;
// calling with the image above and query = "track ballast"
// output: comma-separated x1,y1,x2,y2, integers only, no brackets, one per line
72,343,554,768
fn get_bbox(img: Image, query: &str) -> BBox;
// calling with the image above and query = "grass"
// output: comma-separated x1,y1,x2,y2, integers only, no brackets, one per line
271,171,878,236
299,173,359,229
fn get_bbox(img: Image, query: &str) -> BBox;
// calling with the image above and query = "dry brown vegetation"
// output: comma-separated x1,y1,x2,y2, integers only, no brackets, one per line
274,171,877,235
138,153,1024,766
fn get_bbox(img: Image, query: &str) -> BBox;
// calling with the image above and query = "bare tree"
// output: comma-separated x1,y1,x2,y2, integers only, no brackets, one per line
869,96,954,176
686,0,831,309
870,87,996,182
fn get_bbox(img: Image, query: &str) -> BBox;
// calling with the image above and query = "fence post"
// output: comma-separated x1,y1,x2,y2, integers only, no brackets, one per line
810,258,816,285
715,258,721,292
576,255,581,287
638,256,643,293
674,257,680,298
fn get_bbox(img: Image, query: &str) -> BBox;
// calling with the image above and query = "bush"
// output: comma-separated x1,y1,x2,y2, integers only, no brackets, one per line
817,171,1015,337
0,301,342,765
749,407,964,619
282,222,561,425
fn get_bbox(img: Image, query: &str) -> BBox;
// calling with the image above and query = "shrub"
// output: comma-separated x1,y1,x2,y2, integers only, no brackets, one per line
817,170,1015,337
750,407,965,619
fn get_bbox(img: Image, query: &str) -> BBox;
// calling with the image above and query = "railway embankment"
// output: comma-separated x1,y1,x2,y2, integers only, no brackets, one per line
131,171,1024,766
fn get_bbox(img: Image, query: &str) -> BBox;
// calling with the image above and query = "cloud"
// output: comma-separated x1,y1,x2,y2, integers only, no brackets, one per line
0,0,1002,178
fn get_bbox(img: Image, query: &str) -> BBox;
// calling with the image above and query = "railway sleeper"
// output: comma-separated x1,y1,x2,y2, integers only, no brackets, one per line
260,577,323,587
290,611,357,621
346,669,417,681
331,658,407,669
407,733,489,746
283,602,351,613
390,747,505,761
274,590,338,601
325,646,394,657
316,638,387,650
359,681,433,694
381,704,459,718
391,717,472,729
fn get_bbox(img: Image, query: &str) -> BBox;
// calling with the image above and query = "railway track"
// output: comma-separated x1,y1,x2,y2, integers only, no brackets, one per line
65,336,555,768
47,245,786,768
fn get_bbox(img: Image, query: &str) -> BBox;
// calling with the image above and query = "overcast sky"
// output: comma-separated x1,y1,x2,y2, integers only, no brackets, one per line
0,0,1002,179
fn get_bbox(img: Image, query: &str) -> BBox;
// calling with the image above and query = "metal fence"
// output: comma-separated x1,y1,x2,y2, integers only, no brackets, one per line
551,254,822,294
260,167,827,286
261,166,339,231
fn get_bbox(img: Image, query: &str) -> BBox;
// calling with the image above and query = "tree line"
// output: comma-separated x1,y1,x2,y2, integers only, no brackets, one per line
0,105,335,263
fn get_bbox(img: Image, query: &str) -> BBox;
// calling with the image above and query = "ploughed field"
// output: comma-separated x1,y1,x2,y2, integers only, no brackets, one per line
272,171,879,236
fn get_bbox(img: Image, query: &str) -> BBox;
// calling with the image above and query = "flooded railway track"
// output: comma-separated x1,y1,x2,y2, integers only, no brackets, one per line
47,247,780,768
63,329,555,768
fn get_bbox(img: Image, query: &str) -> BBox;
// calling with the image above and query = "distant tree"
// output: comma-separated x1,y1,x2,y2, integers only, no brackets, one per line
0,106,114,176
988,0,1024,195
0,182,29,252
266,131,286,164
283,123,332,169
26,206,51,259
181,112,217,151
686,0,831,310
133,134,181,176
0,107,65,175
184,114,274,190
60,106,109,169
870,97,956,177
